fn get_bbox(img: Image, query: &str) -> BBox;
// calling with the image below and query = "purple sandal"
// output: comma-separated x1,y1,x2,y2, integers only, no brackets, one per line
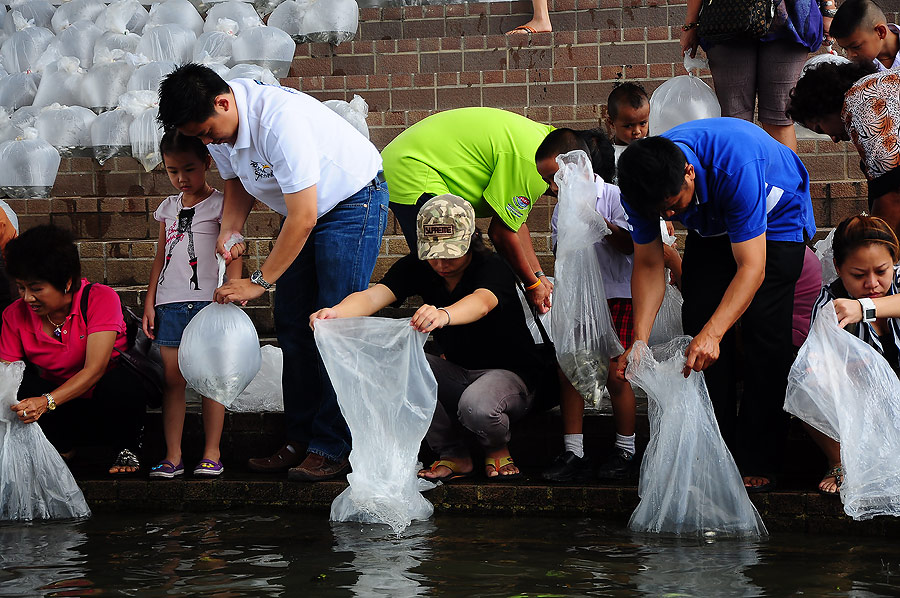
193,459,224,478
149,459,184,479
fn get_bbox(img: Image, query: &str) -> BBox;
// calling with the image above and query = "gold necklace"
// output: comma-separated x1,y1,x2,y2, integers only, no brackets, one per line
46,313,65,340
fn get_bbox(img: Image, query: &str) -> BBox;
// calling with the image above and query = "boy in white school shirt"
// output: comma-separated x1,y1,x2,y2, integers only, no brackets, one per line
158,64,389,482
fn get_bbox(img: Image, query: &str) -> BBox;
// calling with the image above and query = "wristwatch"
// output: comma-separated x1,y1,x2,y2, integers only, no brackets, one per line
858,297,877,323
43,392,56,411
250,269,273,290
682,22,700,31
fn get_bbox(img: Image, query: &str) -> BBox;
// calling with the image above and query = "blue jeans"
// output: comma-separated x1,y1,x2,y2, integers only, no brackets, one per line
275,176,389,460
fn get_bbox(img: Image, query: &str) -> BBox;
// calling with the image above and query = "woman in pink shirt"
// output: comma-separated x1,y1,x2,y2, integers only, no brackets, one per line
2,225,147,475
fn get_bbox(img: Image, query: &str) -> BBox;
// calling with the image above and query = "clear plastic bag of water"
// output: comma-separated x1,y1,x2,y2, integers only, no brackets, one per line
204,1,261,32
0,127,60,198
144,0,203,36
550,150,624,407
135,22,196,63
82,49,134,111
0,71,38,110
648,220,684,346
0,361,91,521
315,317,437,534
119,89,162,170
95,0,149,36
649,53,721,136
55,19,102,67
50,0,105,34
35,103,96,158
179,235,262,408
230,344,283,412
224,62,277,85
269,0,358,45
814,228,838,286
1,16,54,73
91,107,132,163
193,18,237,66
3,2,55,37
323,94,370,139
784,301,900,520
626,338,767,537
230,25,294,78
126,60,175,92
32,55,85,108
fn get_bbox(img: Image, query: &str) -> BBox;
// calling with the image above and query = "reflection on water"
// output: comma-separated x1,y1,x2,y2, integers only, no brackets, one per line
1,511,900,597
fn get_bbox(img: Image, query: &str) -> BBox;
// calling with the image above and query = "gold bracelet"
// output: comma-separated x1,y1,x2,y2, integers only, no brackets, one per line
525,278,542,291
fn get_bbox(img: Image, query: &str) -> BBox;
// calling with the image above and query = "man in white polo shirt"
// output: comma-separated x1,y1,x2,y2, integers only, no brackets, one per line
158,64,388,481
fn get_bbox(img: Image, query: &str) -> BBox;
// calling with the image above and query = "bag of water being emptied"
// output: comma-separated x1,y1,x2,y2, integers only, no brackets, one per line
179,235,262,408
550,150,624,408
649,52,721,136
784,301,900,520
626,338,767,537
0,127,60,198
315,317,438,535
0,361,91,521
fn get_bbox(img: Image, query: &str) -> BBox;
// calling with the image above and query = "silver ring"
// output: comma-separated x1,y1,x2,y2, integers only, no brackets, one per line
23,410,27,418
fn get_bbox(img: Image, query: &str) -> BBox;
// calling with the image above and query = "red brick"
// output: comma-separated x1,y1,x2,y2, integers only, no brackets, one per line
332,55,374,76
382,6,401,19
460,71,481,85
375,53,420,75
346,74,367,89
403,5,424,18
599,29,621,43
358,90,389,112
53,173,96,197
288,57,331,77
413,73,436,87
402,19,445,39
554,44,599,68
424,5,444,18
554,31,576,45
441,36,462,51
483,84,530,108
488,1,511,15
390,73,412,88
647,40,682,63
648,26,671,40
436,86,482,110
419,37,439,52
464,48,507,71
383,111,406,126
623,27,645,41
506,69,527,83
368,74,389,89
352,40,373,54
600,43,647,65
297,75,322,91
509,47,551,69
556,0,578,9
529,82,575,106
467,3,488,16
577,81,617,106
447,16,488,37
463,36,486,50
323,75,345,90
374,39,395,53
528,68,552,84
649,63,674,78
390,88,435,111
437,72,458,86
397,38,418,53
446,4,466,17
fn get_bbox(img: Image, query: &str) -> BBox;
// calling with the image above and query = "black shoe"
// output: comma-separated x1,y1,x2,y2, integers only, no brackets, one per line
596,448,638,480
542,450,592,483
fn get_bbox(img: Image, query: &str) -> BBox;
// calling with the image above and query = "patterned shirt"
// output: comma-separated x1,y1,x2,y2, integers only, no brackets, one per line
842,70,900,182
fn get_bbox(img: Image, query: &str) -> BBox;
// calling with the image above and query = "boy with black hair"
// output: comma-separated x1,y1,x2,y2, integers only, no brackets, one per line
615,117,815,493
157,64,388,482
831,0,900,71
606,83,650,147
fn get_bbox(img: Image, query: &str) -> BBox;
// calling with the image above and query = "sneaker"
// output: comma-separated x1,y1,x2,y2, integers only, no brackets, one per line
596,448,638,480
541,450,592,482
287,453,350,482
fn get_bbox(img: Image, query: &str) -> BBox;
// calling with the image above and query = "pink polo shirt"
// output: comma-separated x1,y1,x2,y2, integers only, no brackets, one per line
0,279,128,388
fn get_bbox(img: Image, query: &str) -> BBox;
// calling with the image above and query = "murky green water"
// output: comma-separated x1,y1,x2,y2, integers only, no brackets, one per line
2,511,899,597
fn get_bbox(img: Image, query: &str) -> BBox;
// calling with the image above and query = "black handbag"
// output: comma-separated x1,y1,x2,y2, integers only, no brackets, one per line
80,283,164,408
698,0,776,42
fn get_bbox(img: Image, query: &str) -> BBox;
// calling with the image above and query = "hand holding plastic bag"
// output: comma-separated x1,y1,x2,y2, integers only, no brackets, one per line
784,301,900,520
649,52,721,135
626,338,767,537
0,361,91,521
315,317,438,534
178,234,262,408
550,150,624,407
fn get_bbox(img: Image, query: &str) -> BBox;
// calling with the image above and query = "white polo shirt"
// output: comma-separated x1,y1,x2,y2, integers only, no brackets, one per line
207,79,382,218
873,23,900,72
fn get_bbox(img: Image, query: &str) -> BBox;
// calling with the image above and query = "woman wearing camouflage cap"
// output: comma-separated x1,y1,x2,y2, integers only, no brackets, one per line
310,194,558,481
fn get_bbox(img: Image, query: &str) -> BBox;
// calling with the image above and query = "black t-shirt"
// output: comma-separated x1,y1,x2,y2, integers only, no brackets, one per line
379,251,546,388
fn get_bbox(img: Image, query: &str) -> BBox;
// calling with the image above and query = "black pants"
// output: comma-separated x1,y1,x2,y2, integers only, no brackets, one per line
680,232,805,476
389,193,435,253
19,363,147,454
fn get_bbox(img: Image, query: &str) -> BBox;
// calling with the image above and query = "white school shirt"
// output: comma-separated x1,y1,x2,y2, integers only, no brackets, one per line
551,175,634,299
873,24,900,72
207,79,382,218
153,190,224,305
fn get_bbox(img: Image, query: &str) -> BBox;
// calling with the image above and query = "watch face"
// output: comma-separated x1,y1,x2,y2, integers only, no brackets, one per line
866,308,877,320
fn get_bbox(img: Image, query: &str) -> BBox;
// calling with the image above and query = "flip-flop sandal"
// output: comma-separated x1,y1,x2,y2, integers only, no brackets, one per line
506,25,537,35
744,475,776,494
417,459,473,483
193,458,225,478
817,464,843,496
109,448,141,476
149,459,185,479
485,455,522,481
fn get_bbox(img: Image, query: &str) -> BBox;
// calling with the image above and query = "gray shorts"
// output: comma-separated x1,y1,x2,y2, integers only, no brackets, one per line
706,38,809,126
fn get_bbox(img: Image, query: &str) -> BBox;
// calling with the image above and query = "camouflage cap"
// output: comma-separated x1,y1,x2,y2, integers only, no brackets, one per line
417,194,476,260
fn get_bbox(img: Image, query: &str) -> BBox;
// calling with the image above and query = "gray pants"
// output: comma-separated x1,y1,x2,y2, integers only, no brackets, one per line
425,353,535,457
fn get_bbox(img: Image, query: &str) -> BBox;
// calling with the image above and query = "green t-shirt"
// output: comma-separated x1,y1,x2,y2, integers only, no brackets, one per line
381,107,554,231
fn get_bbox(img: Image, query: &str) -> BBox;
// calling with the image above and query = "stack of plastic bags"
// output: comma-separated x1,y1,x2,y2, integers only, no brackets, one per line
626,338,767,537
0,126,61,198
551,150,624,408
648,220,684,346
649,53,721,136
269,0,359,44
784,301,900,520
315,317,438,535
323,94,369,139
179,235,262,408
0,361,91,521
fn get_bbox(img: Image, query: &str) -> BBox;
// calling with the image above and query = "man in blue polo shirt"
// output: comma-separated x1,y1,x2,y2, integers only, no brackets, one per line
616,118,815,493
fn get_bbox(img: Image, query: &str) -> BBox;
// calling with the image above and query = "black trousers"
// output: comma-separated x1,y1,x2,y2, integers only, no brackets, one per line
18,363,147,454
389,193,436,253
680,232,805,476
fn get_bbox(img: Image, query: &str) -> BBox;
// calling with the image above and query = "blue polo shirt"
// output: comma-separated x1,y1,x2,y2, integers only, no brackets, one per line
624,118,816,245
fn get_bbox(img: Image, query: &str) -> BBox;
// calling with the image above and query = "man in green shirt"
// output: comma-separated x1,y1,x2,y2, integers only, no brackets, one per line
382,107,554,312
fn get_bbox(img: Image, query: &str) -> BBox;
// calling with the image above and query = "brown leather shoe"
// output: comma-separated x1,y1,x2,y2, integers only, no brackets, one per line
247,442,304,473
287,452,350,482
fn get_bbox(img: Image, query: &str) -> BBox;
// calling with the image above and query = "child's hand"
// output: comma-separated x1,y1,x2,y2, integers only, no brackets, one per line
142,308,155,340
229,241,246,261
216,230,243,264
309,308,339,330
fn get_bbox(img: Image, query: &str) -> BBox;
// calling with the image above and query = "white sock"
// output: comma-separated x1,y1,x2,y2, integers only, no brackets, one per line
563,434,584,458
615,433,635,456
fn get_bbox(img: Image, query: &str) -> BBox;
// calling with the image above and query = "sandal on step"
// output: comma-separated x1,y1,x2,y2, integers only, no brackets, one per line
149,459,184,479
818,464,843,496
485,455,521,481
417,459,473,482
193,459,225,478
109,448,141,476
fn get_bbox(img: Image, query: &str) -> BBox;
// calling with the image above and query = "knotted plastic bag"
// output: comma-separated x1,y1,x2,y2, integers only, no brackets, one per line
784,301,900,520
551,150,624,407
193,18,237,66
269,0,358,45
55,19,102,67
126,60,175,92
95,0,149,37
90,107,132,164
119,89,163,171
315,317,438,535
1,15,54,73
83,48,136,111
204,2,261,32
323,94,370,139
32,55,84,108
814,228,838,286
179,235,262,408
626,338,767,537
0,127,60,198
230,25,294,78
35,103,96,158
50,0,105,34
144,0,203,36
0,361,91,521
136,22,196,64
230,344,283,412
0,71,38,110
648,220,684,346
3,2,54,37
224,62,278,85
649,53,721,136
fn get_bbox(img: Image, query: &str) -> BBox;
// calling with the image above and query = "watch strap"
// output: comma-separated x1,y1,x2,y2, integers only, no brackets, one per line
858,297,877,322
